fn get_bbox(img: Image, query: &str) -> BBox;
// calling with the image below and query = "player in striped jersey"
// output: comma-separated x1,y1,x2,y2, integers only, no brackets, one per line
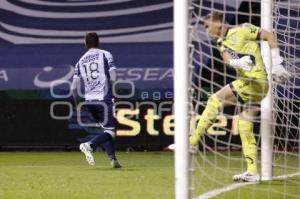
71,32,121,168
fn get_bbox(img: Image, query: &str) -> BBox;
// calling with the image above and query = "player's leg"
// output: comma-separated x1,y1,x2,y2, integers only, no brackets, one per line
190,84,237,145
102,139,121,168
80,129,121,168
85,101,121,168
102,101,121,168
103,142,121,168
79,142,95,166
80,102,115,166
233,107,260,182
231,80,268,182
100,128,122,169
87,128,114,149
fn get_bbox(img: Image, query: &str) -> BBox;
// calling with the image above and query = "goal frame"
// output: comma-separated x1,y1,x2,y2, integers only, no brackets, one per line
174,0,275,198
260,0,273,181
174,0,189,199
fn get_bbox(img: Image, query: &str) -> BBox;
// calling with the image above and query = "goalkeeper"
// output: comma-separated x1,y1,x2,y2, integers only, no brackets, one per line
189,12,290,182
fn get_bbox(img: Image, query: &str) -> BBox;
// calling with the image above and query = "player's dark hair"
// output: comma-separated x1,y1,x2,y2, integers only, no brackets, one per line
85,32,99,48
204,11,224,22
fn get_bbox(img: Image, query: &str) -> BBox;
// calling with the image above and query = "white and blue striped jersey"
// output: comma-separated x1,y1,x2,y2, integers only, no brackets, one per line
71,48,116,101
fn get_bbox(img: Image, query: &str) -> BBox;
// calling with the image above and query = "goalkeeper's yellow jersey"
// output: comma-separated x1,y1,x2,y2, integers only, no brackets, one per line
217,23,267,80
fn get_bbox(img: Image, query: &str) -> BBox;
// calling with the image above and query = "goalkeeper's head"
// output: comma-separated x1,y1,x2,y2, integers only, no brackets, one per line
203,12,224,40
85,32,99,49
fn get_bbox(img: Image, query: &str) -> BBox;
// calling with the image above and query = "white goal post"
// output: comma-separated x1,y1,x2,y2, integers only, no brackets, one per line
174,0,189,199
260,0,273,181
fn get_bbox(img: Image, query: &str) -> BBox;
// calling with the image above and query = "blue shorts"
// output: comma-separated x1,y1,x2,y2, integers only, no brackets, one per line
85,100,116,130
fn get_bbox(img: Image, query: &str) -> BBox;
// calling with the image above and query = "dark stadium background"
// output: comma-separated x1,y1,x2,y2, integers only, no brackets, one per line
0,1,298,150
0,0,174,150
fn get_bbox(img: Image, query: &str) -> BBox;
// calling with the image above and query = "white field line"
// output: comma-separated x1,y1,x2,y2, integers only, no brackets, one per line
196,171,300,199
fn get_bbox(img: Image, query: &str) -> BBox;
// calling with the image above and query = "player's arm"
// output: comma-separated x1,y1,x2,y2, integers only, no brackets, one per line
260,30,278,49
105,51,117,83
221,51,254,72
71,76,80,107
71,63,81,110
260,29,290,82
105,51,117,104
109,69,116,82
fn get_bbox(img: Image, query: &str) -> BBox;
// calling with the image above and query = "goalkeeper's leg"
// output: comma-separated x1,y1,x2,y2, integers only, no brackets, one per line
190,85,236,146
233,109,260,182
239,118,257,174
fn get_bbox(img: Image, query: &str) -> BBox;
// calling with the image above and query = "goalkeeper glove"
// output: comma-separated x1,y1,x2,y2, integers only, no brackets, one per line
271,48,290,83
229,56,254,72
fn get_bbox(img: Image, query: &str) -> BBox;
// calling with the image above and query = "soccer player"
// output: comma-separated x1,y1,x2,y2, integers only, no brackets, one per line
71,32,121,168
189,12,290,182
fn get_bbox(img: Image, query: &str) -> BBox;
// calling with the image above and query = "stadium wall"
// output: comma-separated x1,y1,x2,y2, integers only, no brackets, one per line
0,1,174,150
1,1,298,150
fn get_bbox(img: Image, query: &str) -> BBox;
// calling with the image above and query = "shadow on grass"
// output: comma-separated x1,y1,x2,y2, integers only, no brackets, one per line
88,167,143,171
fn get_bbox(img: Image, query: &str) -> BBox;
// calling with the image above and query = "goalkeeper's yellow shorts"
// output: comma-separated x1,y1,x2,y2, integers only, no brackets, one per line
230,78,269,104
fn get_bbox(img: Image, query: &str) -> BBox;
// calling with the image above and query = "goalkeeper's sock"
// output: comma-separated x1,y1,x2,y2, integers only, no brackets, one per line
238,119,258,174
103,140,117,161
89,132,113,149
195,95,222,136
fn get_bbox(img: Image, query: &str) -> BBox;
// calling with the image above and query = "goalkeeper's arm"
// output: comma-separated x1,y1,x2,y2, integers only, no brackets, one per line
261,30,290,83
221,51,254,72
260,30,278,49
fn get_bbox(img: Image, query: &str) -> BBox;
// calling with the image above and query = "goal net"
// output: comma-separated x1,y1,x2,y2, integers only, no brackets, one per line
188,0,300,198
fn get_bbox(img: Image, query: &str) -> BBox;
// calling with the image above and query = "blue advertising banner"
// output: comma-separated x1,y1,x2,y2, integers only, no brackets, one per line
0,1,174,148
0,43,173,89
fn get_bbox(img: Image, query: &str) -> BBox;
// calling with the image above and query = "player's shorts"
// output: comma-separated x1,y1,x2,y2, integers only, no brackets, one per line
230,78,269,104
85,100,116,130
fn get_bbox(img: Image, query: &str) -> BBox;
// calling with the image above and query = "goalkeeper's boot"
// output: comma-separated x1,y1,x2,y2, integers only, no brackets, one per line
110,159,122,169
79,143,95,166
233,171,260,182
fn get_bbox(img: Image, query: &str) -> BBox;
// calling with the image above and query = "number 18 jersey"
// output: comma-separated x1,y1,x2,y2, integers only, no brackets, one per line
73,48,116,101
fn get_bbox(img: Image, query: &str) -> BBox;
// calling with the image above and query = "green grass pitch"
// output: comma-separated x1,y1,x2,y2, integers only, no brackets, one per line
0,152,174,199
192,152,300,199
1,151,299,199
